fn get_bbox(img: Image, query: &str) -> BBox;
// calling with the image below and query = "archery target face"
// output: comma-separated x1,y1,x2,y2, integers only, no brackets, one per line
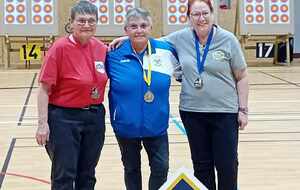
269,0,290,24
114,0,135,25
167,0,188,25
89,0,109,25
244,0,265,24
4,0,27,24
31,0,54,25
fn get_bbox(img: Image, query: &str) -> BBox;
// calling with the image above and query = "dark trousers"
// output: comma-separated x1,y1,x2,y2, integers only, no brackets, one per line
46,104,106,190
116,134,169,190
180,111,239,190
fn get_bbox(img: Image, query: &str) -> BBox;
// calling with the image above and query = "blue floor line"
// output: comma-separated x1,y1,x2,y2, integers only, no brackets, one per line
170,115,186,135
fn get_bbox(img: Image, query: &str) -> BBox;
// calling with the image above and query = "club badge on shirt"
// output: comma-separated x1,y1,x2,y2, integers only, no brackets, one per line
212,50,226,61
152,55,162,67
95,61,105,73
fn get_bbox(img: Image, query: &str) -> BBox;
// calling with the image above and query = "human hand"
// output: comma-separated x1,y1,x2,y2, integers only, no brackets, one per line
108,36,128,51
36,121,50,146
238,111,248,130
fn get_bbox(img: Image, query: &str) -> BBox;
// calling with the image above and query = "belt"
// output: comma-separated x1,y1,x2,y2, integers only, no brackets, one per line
49,104,102,111
81,104,102,110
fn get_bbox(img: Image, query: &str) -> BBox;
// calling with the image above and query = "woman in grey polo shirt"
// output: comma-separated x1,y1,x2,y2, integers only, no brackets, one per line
164,0,248,190
109,0,248,189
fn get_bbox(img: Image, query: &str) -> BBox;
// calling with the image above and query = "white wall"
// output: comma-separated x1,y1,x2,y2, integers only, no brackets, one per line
295,0,300,53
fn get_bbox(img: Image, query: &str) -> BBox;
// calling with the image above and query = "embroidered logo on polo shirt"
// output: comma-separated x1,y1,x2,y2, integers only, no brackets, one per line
95,61,105,73
213,50,226,61
152,56,162,67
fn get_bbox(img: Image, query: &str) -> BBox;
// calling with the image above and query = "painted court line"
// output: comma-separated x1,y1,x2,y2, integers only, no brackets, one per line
0,172,50,185
170,115,186,135
17,73,37,126
260,71,300,87
0,137,50,186
0,138,16,188
0,105,36,108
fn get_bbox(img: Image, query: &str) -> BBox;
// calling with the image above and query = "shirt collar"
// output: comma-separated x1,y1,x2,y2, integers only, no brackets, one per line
121,38,156,57
68,34,90,48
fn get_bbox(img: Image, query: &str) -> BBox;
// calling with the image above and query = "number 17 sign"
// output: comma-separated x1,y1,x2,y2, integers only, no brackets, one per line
256,42,274,58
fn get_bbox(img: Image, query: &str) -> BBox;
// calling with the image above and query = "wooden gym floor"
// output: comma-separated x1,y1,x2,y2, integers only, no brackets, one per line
0,63,300,190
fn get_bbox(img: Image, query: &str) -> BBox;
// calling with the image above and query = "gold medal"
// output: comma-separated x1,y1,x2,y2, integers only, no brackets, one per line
91,87,100,99
194,77,203,89
144,90,154,103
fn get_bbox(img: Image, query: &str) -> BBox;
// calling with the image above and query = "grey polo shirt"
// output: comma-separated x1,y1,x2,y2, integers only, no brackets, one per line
164,25,247,113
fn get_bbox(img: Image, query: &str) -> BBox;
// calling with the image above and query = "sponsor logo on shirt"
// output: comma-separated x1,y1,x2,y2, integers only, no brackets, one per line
120,59,130,63
95,61,105,73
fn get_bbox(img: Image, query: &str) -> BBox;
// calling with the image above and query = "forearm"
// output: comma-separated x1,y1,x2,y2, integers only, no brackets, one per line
37,83,50,125
237,76,249,109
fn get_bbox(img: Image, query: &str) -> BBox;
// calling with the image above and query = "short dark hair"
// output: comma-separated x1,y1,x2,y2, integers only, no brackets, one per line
187,0,214,17
124,7,152,27
70,0,98,21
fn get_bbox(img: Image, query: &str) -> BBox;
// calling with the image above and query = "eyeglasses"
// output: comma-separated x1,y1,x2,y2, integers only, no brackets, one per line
126,23,150,30
75,18,97,26
190,11,210,19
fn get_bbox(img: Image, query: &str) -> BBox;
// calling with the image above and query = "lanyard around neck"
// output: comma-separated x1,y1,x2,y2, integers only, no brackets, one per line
143,40,152,87
194,27,214,74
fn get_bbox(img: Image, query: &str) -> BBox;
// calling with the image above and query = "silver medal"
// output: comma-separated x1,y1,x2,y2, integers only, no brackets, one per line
91,87,100,99
144,90,154,103
194,77,203,89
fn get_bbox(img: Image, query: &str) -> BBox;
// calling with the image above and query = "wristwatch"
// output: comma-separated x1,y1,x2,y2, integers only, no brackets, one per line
238,107,248,115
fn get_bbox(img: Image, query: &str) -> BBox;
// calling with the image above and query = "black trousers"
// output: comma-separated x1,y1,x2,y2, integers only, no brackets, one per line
116,135,169,190
46,104,106,190
180,111,239,190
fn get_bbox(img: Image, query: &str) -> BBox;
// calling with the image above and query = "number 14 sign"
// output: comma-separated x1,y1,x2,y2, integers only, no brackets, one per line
19,44,42,61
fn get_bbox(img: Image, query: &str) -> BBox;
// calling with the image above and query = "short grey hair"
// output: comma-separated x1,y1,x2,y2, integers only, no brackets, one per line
124,8,152,27
70,0,98,21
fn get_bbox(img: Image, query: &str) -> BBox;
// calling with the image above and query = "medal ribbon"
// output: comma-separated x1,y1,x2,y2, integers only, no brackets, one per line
194,27,214,74
143,40,152,87
86,35,99,99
